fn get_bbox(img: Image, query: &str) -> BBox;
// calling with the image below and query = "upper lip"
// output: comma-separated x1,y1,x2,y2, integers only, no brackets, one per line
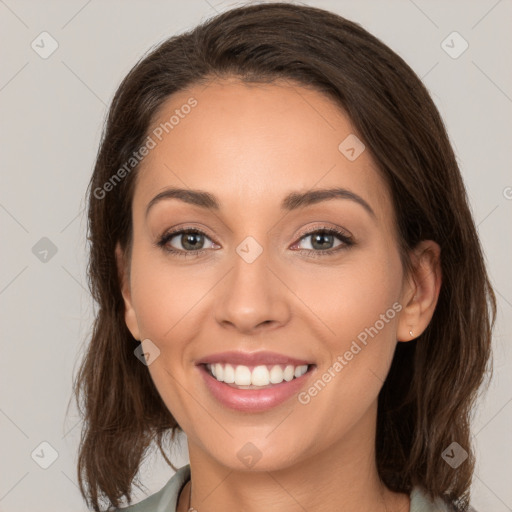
195,350,313,367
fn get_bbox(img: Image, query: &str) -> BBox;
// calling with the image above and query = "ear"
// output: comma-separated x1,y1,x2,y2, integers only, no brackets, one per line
115,242,141,341
397,240,442,342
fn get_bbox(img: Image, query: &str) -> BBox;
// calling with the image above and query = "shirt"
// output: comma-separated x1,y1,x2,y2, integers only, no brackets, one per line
115,464,455,512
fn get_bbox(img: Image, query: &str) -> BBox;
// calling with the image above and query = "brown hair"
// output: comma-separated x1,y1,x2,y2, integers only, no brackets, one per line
71,2,497,510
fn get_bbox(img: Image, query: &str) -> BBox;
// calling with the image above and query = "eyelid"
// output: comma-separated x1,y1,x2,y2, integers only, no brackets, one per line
158,223,217,241
293,223,353,241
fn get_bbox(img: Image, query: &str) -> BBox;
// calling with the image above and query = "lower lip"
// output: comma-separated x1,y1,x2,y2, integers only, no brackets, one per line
197,364,316,412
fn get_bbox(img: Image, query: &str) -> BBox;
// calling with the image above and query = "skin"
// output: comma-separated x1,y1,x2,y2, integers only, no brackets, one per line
116,78,442,512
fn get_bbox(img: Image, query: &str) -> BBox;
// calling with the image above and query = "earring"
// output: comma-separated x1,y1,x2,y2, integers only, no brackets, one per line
409,329,413,337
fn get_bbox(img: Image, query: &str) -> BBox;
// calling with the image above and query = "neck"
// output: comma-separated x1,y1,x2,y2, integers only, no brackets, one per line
178,402,410,512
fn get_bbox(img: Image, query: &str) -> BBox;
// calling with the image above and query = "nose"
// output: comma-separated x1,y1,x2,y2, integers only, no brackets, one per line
214,246,291,334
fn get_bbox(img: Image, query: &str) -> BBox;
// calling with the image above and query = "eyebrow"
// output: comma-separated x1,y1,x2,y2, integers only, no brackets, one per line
145,186,376,219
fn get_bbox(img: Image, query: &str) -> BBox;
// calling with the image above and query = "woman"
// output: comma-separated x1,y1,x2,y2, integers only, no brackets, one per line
73,3,496,511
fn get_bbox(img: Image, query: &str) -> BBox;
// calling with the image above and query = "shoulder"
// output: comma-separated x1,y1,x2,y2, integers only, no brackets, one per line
113,464,191,512
113,471,467,512
409,486,463,512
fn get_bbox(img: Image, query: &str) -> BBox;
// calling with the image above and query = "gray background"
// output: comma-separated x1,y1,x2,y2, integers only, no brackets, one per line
0,0,511,510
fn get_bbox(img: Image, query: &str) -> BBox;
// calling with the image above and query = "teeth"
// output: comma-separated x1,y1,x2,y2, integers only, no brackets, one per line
234,365,252,385
206,363,309,387
251,365,270,386
214,363,223,381
294,365,306,378
223,364,235,383
283,365,295,382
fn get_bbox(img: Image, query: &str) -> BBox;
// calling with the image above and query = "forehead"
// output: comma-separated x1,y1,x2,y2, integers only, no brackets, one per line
133,79,394,231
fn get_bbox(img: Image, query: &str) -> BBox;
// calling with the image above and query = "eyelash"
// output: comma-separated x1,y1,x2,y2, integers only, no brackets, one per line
155,225,354,259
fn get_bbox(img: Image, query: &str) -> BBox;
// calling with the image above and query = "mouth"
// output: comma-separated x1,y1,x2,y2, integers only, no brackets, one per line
197,362,317,412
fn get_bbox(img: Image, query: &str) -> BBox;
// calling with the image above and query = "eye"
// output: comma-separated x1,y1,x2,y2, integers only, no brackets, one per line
155,225,354,259
291,226,354,255
156,228,218,257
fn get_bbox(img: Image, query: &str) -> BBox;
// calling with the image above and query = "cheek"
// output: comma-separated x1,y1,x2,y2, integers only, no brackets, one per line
128,251,206,426
129,247,208,340
290,248,402,409
131,267,174,338
291,247,403,345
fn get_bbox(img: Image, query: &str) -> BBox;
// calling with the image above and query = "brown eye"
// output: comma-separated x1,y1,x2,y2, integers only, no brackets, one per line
291,227,354,256
172,231,206,251
157,228,218,257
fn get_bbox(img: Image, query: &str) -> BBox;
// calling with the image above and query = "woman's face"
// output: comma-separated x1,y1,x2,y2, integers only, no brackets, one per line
118,78,418,471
